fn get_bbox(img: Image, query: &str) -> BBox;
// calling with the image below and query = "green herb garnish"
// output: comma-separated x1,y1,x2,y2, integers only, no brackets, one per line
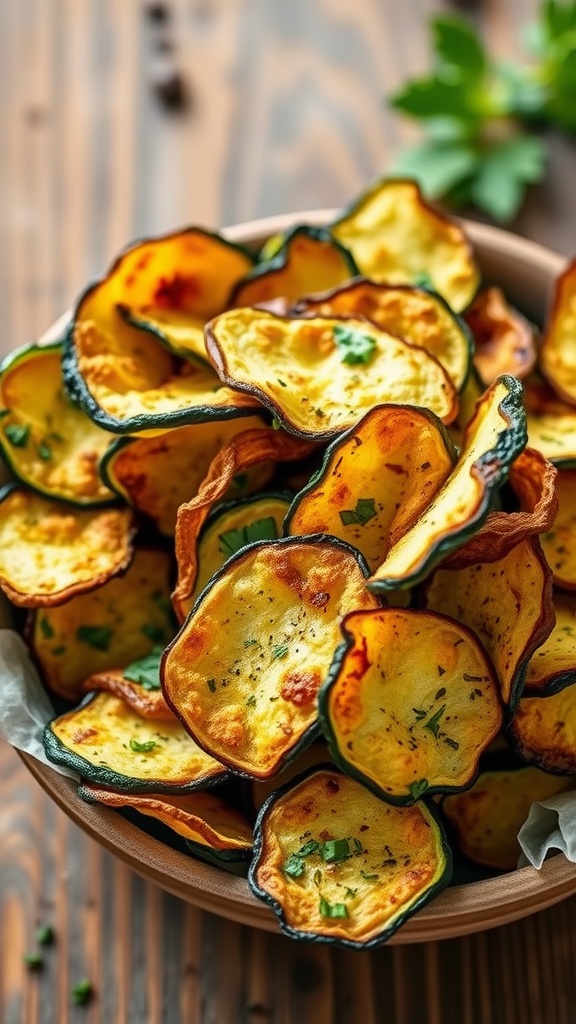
409,778,429,800
129,738,158,753
23,952,44,969
36,924,55,946
124,647,163,690
322,838,351,863
333,324,377,366
39,617,54,639
37,441,52,461
218,516,279,558
246,694,257,708
339,498,377,527
141,622,166,644
319,896,348,919
360,870,380,881
299,839,321,857
424,704,446,738
271,643,289,660
71,979,93,1005
284,854,306,878
76,625,113,651
4,423,30,448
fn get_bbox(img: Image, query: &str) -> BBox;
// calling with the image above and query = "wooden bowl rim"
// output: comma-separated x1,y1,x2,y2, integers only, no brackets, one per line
26,210,575,945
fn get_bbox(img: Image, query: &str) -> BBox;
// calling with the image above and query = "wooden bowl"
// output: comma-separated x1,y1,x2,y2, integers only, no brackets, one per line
22,211,576,944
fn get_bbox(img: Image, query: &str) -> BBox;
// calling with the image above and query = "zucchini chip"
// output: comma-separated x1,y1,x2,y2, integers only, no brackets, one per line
0,485,134,607
524,379,576,464
249,767,451,948
294,280,472,390
463,287,537,386
172,427,316,621
64,311,261,437
441,447,558,570
330,178,479,312
82,669,174,720
78,783,253,862
367,376,528,591
509,683,576,774
118,306,208,363
285,405,456,572
29,547,174,700
540,259,576,405
43,691,228,793
0,341,115,505
100,415,271,536
442,768,575,872
320,609,502,804
525,591,576,696
192,493,291,606
206,309,458,440
423,538,555,708
230,226,358,309
540,470,576,590
163,537,380,779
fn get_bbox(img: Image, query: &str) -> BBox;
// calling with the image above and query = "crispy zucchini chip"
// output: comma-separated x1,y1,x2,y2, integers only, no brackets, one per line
64,311,261,437
540,470,576,590
230,226,358,309
294,280,472,390
524,379,576,464
509,684,576,773
118,306,208,363
249,767,451,948
330,178,479,312
78,783,253,860
0,485,134,607
525,591,576,696
29,547,174,699
442,448,558,569
43,691,227,793
463,287,537,386
423,538,555,708
100,415,272,536
320,609,502,804
192,493,291,606
285,405,456,572
82,669,174,720
206,309,458,440
172,427,316,621
0,341,115,505
367,376,527,591
442,768,575,872
540,259,576,405
163,537,380,779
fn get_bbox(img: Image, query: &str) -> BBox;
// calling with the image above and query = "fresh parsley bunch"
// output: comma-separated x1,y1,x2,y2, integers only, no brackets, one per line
389,3,576,221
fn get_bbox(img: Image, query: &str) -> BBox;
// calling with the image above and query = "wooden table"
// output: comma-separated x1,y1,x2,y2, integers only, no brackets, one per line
2,0,576,1020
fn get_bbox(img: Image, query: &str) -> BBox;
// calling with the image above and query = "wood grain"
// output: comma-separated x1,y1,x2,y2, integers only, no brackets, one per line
2,0,576,1020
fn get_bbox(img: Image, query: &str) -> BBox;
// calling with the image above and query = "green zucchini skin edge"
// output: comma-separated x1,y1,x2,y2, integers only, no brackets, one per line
62,294,260,437
197,490,293,546
290,277,475,393
115,305,212,366
366,374,528,593
161,534,377,782
317,610,503,807
229,225,359,307
43,693,229,795
248,763,453,950
282,402,458,540
0,339,119,508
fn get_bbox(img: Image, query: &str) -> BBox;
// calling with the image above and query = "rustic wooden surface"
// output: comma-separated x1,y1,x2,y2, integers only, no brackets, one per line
2,0,576,1021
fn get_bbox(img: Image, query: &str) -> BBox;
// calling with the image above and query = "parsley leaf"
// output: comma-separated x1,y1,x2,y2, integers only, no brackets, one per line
218,516,279,557
76,625,113,652
4,423,30,447
319,897,348,919
71,979,93,1005
339,497,377,527
424,704,446,739
284,854,306,878
39,616,55,639
129,737,158,753
124,646,164,690
333,324,377,366
409,778,429,801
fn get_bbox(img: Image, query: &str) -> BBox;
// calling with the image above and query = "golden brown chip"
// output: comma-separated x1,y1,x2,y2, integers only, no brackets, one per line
540,470,576,590
540,259,576,405
82,669,174,720
509,684,576,773
463,287,537,386
525,591,576,696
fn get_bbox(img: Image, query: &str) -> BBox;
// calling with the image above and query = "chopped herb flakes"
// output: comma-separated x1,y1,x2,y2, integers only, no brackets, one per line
23,952,44,969
71,979,93,1006
39,616,54,639
360,870,379,881
246,694,257,708
333,324,377,366
284,854,306,878
424,704,446,738
36,925,55,946
76,625,113,651
37,441,52,461
319,896,348,919
409,778,429,800
129,737,158,753
322,838,350,862
339,497,377,527
218,517,279,557
124,647,163,690
4,423,30,447
299,839,321,856
271,643,289,660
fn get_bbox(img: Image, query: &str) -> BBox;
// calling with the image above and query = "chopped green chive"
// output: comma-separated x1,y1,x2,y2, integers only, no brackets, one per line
319,896,348,919
333,324,377,366
124,647,163,690
271,644,289,660
322,838,351,863
129,738,158,753
71,979,93,1005
409,778,429,800
271,418,282,430
299,839,321,856
344,887,358,899
284,854,306,878
360,870,380,881
4,423,30,447
339,497,377,527
76,625,113,651
244,638,257,648
246,694,257,708
424,704,446,738
353,838,363,854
